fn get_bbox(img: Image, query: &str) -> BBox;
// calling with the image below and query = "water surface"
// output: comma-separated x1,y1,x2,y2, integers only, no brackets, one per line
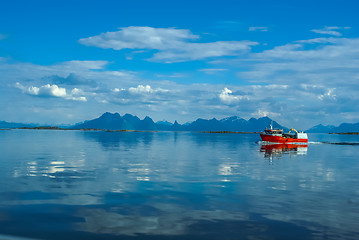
0,130,358,239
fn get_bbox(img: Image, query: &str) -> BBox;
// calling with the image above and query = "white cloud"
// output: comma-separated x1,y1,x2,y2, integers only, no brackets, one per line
112,88,122,93
311,26,350,36
249,27,268,32
318,88,336,101
2,27,359,129
16,82,66,97
151,41,257,62
128,85,169,94
58,60,109,70
219,88,248,104
79,26,258,62
15,82,87,101
1,60,106,83
42,84,67,97
240,37,359,87
71,87,86,96
251,109,279,118
296,37,338,44
129,85,154,94
70,96,87,102
219,88,237,104
105,84,173,106
79,26,199,50
0,59,137,98
235,35,359,125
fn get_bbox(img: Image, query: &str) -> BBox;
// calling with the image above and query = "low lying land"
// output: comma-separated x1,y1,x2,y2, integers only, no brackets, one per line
202,131,260,134
8,127,359,135
11,127,259,134
329,132,359,135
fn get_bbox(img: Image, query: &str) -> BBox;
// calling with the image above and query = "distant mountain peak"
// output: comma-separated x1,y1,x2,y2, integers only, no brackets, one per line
71,112,286,132
306,124,335,133
222,116,241,120
3,112,359,133
101,112,112,117
100,112,120,118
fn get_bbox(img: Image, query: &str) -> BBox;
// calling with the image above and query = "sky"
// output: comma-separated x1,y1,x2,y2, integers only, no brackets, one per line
1,0,359,129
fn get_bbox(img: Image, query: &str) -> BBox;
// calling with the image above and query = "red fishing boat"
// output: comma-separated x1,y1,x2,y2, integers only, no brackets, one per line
260,124,308,144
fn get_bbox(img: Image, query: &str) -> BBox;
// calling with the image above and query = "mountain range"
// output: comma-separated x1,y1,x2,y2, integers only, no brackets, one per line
1,112,359,133
306,122,359,133
71,112,285,132
0,121,37,129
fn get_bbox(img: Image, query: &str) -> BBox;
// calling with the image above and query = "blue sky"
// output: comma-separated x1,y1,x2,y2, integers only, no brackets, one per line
1,0,359,129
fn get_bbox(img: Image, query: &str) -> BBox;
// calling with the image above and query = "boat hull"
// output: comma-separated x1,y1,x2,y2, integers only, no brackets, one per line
260,134,308,143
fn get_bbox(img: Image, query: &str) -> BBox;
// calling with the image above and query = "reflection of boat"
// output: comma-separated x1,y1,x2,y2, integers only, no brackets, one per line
260,143,308,158
260,124,308,144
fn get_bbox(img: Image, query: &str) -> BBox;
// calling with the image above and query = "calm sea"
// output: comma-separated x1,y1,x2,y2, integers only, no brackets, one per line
0,129,358,240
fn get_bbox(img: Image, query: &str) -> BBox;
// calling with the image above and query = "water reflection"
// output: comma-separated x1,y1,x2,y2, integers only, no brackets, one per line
1,130,359,240
260,143,308,159
82,131,155,149
75,205,249,237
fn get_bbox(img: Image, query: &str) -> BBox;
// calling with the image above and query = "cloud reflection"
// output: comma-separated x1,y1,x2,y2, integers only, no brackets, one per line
75,205,249,236
1,130,359,239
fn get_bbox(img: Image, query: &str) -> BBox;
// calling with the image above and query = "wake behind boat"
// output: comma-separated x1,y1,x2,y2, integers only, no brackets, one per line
260,124,308,144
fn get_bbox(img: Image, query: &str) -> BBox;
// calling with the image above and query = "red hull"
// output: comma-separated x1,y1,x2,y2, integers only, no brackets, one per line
260,134,308,143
